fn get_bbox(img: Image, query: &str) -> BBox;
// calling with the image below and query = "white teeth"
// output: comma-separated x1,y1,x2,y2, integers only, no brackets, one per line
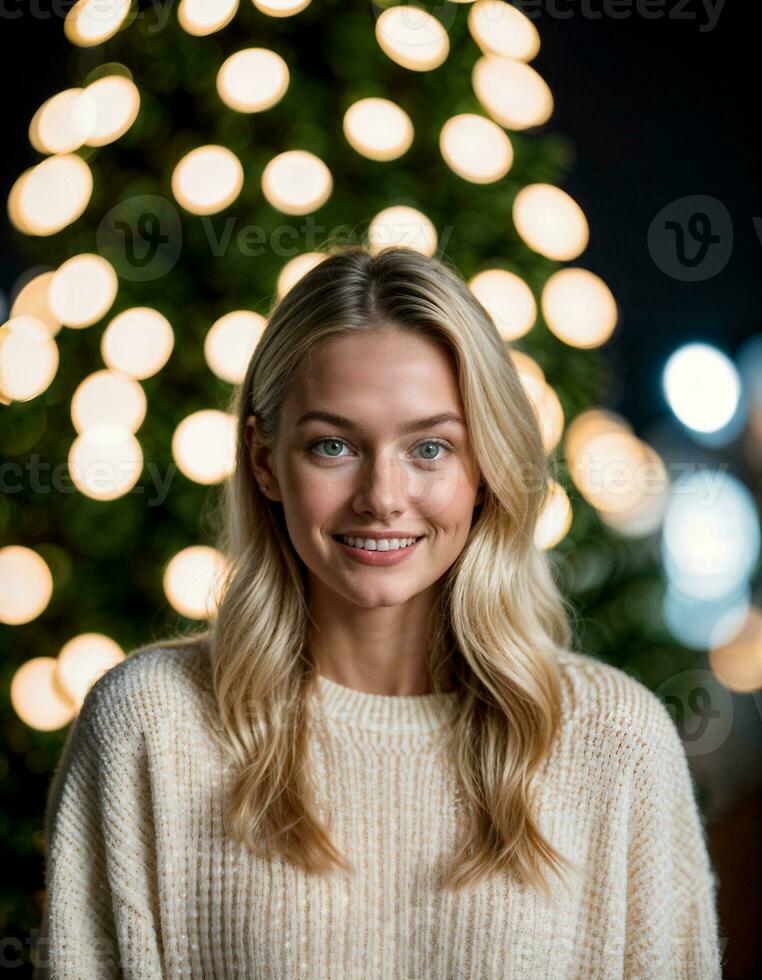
339,535,418,552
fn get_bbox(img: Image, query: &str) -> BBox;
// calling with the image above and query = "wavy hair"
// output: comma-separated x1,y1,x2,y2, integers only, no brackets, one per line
158,244,581,899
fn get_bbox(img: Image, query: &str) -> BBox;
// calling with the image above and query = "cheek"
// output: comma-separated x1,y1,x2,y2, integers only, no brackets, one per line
414,467,477,524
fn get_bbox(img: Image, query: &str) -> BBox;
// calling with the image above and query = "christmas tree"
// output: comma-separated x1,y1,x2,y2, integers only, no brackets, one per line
1,0,682,962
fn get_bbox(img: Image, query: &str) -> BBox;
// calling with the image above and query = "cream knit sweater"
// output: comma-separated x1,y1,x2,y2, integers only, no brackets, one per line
35,643,724,979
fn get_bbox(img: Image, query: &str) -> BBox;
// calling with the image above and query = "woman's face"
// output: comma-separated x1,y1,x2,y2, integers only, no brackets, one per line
246,325,484,610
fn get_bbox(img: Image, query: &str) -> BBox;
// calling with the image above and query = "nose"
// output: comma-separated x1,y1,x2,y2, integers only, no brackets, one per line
355,452,423,517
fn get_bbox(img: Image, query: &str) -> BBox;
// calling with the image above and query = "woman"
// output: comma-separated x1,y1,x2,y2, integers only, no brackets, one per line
36,245,723,979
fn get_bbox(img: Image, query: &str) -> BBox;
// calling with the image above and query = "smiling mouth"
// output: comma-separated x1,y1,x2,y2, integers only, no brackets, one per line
332,534,423,551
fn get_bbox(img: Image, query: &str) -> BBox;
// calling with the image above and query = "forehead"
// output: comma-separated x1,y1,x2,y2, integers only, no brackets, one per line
281,329,464,428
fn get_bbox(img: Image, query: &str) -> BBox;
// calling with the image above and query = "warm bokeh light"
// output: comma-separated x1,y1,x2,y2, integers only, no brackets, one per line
535,382,565,455
8,155,93,236
375,6,450,71
49,254,119,328
205,310,266,384
541,268,618,348
468,0,541,62
101,307,174,379
171,144,244,215
439,113,513,183
535,479,573,550
217,48,289,113
71,369,147,434
472,55,553,130
709,607,762,693
10,658,75,732
83,74,141,146
252,0,311,15
172,410,237,484
261,150,333,215
469,268,536,341
597,442,670,538
178,0,239,36
343,98,414,162
368,206,438,256
163,545,229,619
513,183,589,261
0,546,54,625
65,0,132,47
56,633,125,710
569,428,654,515
29,88,97,154
68,426,144,500
0,316,59,402
564,408,631,463
10,272,61,337
277,252,325,297
663,343,741,434
565,411,670,534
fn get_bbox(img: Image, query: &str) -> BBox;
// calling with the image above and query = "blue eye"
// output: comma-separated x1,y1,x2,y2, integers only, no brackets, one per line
307,438,453,466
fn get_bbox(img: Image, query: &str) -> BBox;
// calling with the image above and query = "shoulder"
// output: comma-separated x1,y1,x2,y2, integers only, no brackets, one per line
77,639,214,744
554,649,684,769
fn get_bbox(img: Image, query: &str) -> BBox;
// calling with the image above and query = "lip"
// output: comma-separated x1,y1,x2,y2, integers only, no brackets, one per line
335,531,423,539
333,534,424,566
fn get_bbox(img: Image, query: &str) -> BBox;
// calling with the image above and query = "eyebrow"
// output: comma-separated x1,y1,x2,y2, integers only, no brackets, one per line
295,410,465,434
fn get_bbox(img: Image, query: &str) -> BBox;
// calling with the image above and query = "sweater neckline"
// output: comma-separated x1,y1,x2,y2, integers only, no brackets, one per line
313,673,458,733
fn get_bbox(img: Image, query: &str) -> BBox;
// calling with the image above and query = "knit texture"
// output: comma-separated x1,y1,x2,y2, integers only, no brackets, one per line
34,643,724,979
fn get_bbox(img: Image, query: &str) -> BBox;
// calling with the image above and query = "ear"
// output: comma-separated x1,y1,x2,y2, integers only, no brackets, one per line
243,415,279,500
474,479,485,508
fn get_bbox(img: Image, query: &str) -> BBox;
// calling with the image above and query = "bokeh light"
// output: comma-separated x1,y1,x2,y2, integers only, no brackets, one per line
472,55,553,130
172,410,237,484
217,48,289,113
541,268,618,349
71,369,147,434
68,427,144,500
163,545,229,619
261,150,333,215
343,98,414,162
439,113,513,184
171,144,244,216
469,268,536,341
49,254,118,328
205,311,266,384
663,343,741,434
0,546,54,625
55,633,125,710
0,316,59,402
10,658,75,731
513,183,589,261
101,307,174,379
368,206,437,256
468,0,541,62
375,6,450,71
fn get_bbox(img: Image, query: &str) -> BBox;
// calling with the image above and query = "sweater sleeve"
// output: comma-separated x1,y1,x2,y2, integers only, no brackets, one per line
33,675,165,980
622,697,724,980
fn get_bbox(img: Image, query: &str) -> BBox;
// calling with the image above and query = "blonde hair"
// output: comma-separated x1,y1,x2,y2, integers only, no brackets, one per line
158,244,581,899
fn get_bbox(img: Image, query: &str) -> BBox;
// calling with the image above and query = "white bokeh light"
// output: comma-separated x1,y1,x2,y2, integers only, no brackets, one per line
663,343,741,433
